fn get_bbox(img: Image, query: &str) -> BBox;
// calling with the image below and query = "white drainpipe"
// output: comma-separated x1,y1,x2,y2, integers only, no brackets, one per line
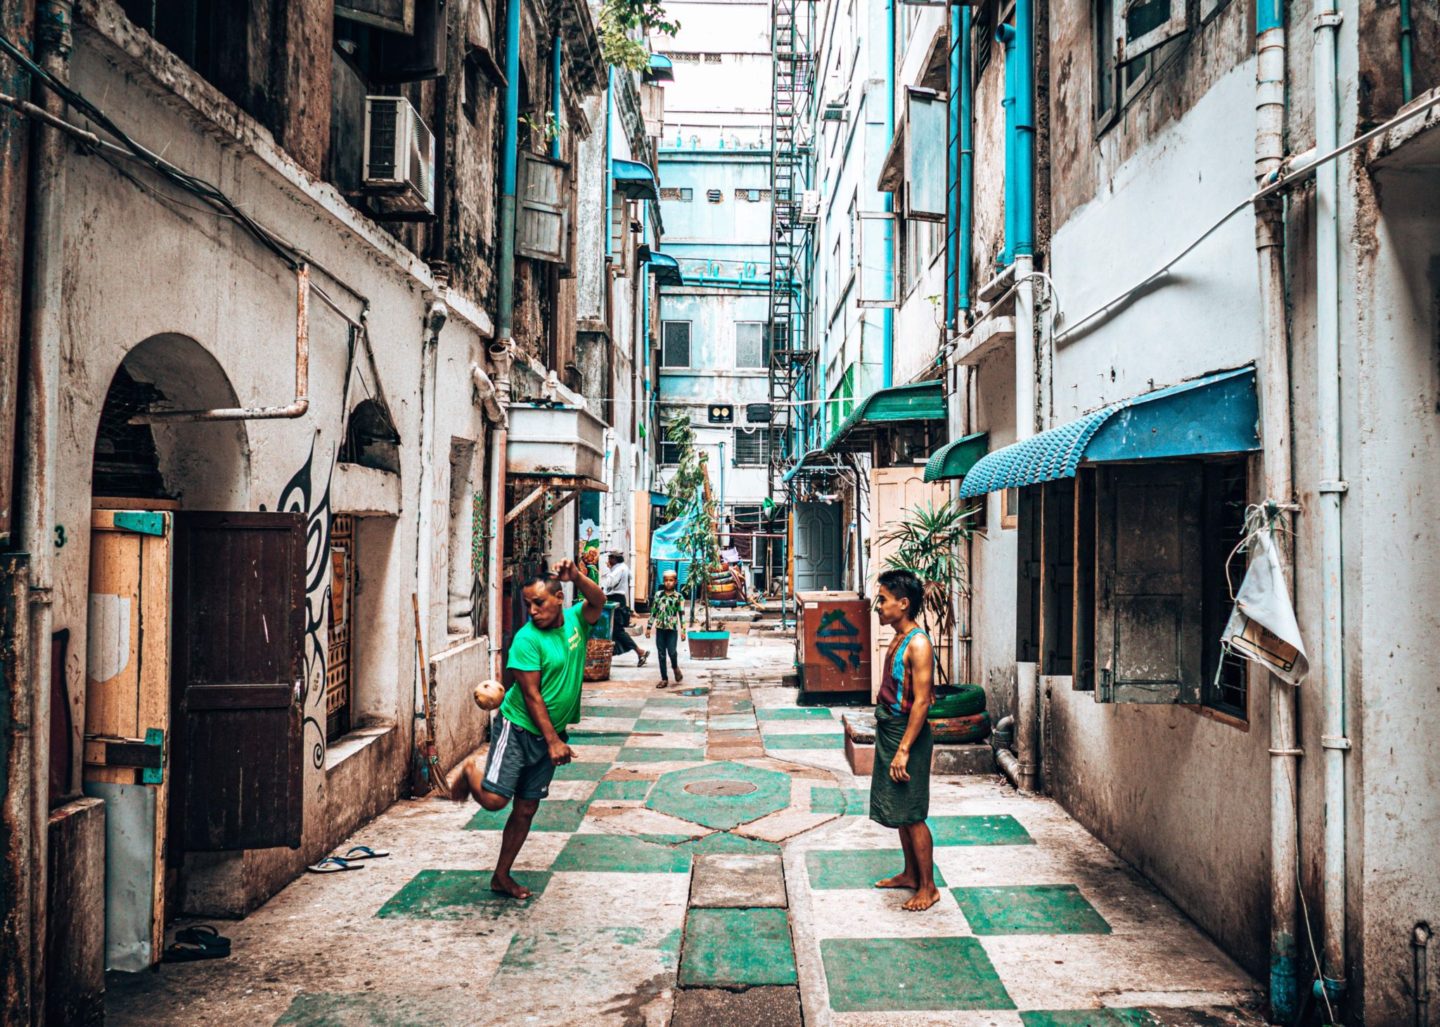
1254,7,1302,1021
1313,0,1349,1007
1014,252,1038,793
487,345,513,680
414,294,447,722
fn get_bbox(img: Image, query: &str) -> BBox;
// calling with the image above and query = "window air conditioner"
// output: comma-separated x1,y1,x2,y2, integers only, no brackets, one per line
799,190,820,223
363,96,436,215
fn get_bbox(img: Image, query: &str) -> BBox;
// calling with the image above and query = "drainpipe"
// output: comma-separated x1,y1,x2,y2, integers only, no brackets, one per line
959,6,974,315
487,344,511,681
605,68,614,258
496,0,521,347
551,35,563,161
998,26,1017,267
414,294,447,734
1400,0,1414,103
1254,0,1300,1020
882,0,895,387
1414,923,1432,1027
19,0,70,1011
1314,0,1349,1008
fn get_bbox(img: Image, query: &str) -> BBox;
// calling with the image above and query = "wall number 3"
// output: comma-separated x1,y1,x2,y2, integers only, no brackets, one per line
54,525,66,548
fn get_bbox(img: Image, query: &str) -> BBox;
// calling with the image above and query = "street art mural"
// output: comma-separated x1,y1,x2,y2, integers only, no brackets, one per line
816,608,863,671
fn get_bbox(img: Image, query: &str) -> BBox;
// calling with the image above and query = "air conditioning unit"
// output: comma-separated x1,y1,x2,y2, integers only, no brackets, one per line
799,190,820,223
363,96,435,215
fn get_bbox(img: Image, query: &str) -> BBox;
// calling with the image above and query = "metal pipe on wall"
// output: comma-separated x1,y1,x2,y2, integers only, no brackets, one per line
1313,0,1350,1007
496,0,522,344
551,35,563,161
20,0,71,1013
882,0,895,387
1253,0,1300,1019
413,296,447,750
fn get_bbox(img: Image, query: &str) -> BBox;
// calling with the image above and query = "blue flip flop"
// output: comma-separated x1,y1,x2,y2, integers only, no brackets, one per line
338,845,390,861
307,856,364,874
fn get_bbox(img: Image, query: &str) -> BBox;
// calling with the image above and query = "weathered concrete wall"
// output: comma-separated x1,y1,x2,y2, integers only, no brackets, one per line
54,12,492,917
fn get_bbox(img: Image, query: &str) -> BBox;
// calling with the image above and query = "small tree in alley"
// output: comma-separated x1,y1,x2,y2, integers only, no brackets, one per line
664,415,721,631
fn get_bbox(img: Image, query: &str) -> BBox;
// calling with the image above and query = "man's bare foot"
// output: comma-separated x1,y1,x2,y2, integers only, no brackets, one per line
902,886,942,912
874,873,918,890
489,872,533,900
447,757,486,803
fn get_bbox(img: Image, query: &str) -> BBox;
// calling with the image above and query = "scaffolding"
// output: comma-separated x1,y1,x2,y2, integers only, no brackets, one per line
767,0,818,503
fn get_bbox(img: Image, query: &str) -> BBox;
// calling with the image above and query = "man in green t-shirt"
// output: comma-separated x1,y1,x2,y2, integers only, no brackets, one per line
449,559,604,899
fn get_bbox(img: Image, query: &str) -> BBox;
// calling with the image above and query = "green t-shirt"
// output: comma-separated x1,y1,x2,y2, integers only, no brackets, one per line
501,604,593,735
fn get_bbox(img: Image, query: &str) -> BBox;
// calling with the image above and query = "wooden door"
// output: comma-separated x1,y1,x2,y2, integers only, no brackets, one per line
868,467,953,698
793,502,841,593
1095,464,1204,703
85,509,171,968
172,512,306,851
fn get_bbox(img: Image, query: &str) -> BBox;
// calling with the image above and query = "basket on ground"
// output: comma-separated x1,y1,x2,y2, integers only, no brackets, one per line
583,639,614,681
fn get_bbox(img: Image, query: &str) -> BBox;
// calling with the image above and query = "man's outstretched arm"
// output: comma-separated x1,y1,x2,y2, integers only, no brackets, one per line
558,559,607,625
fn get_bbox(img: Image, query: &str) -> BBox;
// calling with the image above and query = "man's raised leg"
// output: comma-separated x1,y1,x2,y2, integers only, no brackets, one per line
489,795,539,899
900,821,940,911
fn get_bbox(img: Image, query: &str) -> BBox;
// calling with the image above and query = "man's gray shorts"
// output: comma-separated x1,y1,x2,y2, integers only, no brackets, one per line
482,716,563,801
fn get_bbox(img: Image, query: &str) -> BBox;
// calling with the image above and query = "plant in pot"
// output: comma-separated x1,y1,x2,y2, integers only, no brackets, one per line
877,497,980,688
664,415,729,660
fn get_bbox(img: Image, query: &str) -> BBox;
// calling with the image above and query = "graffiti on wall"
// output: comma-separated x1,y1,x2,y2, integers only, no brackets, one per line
277,439,335,769
816,608,863,671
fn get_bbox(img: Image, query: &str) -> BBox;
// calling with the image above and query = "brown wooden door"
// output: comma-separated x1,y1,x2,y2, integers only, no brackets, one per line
172,512,306,850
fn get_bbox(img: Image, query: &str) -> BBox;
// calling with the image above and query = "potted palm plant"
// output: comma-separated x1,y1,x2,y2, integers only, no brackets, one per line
664,416,729,659
877,498,979,686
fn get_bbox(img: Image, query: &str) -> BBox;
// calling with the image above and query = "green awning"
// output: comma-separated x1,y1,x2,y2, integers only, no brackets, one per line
822,380,946,454
612,158,659,201
923,431,989,483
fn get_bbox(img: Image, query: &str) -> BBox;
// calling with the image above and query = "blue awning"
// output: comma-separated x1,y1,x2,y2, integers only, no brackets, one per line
612,158,659,201
959,366,1259,498
644,53,675,83
650,491,670,507
644,251,683,286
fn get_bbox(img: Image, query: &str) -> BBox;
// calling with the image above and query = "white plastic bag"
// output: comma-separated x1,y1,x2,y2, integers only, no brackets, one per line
1221,529,1309,685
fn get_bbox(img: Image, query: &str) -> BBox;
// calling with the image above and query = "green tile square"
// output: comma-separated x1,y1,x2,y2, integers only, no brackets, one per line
762,733,842,749
804,849,947,890
929,814,1035,846
276,992,453,1025
618,746,706,762
810,787,870,816
551,832,692,873
821,937,1013,1012
1020,1011,1166,1027
952,884,1111,935
375,869,551,919
634,718,705,733
679,908,797,987
567,730,631,745
552,760,611,781
756,707,836,721
584,700,645,716
464,799,590,832
592,778,652,801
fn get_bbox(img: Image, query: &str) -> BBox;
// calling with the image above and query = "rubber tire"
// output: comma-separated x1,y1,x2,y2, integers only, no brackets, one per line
928,683,986,719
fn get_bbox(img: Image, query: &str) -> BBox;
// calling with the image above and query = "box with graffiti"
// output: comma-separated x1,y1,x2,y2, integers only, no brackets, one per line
796,591,872,696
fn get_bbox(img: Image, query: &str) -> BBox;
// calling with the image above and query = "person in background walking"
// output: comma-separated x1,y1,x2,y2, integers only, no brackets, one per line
601,552,648,666
645,569,686,688
869,568,940,912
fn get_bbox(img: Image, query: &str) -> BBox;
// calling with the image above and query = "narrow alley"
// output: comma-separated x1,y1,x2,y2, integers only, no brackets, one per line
108,633,1263,1027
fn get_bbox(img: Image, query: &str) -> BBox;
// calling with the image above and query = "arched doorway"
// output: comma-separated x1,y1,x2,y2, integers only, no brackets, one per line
84,336,304,971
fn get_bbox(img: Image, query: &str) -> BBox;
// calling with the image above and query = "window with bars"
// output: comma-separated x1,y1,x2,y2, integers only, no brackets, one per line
662,321,692,368
659,407,688,464
733,428,774,466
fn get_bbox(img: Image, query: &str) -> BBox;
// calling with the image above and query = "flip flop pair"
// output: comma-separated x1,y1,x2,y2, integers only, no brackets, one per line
307,845,390,874
162,924,230,962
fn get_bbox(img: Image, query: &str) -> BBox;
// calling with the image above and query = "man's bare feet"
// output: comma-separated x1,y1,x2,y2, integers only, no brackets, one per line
902,886,942,912
489,872,533,900
874,873,918,890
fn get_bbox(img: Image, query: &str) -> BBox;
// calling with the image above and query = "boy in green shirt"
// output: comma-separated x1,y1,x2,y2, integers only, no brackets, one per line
450,559,604,899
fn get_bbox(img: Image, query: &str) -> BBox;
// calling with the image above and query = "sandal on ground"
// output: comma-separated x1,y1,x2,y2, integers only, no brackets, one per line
337,845,390,861
163,925,231,962
675,668,684,683
307,856,364,874
638,651,650,667
656,680,668,689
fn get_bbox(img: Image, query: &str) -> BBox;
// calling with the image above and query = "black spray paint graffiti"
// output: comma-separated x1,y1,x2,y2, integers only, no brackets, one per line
816,608,863,671
277,439,335,769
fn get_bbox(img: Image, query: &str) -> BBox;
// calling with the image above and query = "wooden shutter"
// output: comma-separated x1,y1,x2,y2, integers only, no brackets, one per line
1095,463,1203,703
373,0,447,82
1015,485,1041,663
336,0,415,33
518,153,569,264
1039,478,1074,675
1072,468,1097,690
172,512,306,850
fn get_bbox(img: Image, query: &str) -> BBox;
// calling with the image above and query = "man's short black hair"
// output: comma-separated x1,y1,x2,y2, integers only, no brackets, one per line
608,551,624,564
877,568,925,620
520,574,563,596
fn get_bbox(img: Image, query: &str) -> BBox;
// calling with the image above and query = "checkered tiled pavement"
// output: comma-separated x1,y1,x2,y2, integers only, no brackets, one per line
106,633,1265,1027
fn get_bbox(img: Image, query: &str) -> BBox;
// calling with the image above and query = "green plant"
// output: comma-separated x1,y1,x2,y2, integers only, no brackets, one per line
520,110,562,145
664,415,721,630
598,0,679,71
879,498,980,684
